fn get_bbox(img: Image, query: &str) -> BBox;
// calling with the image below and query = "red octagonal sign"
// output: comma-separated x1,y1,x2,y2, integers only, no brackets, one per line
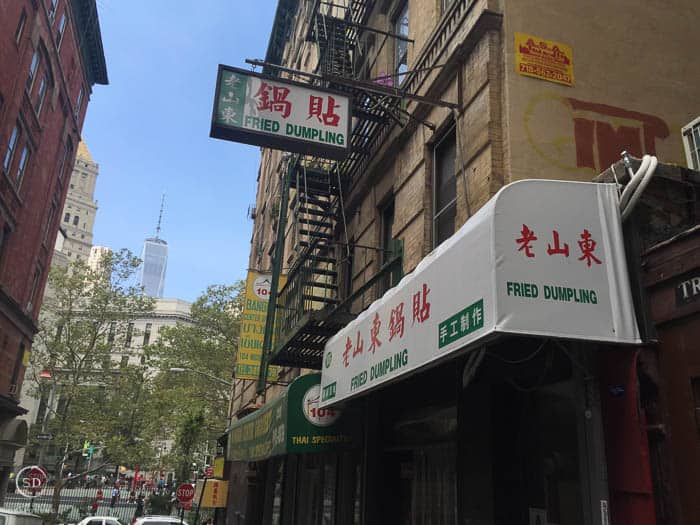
176,483,195,503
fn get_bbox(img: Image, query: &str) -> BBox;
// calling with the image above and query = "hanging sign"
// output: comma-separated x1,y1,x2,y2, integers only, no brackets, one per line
236,271,285,381
225,374,358,462
321,180,640,407
210,65,351,160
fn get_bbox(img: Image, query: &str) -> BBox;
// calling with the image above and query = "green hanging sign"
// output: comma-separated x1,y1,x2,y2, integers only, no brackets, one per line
225,373,358,461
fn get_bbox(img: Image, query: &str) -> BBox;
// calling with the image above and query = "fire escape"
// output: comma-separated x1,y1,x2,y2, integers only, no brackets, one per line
260,0,406,373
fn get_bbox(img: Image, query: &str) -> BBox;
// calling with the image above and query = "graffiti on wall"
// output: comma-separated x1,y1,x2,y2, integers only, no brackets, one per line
525,93,670,173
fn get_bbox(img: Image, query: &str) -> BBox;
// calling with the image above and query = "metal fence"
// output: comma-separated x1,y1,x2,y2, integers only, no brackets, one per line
3,485,177,524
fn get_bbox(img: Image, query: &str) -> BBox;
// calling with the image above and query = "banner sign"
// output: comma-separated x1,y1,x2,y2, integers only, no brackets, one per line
515,32,574,86
237,271,286,381
210,65,351,160
194,479,228,508
321,180,640,407
226,374,357,462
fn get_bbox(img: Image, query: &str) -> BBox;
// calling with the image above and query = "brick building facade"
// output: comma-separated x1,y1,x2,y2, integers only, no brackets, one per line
0,0,107,500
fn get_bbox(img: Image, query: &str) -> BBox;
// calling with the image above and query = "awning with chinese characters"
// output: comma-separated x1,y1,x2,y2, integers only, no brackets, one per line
320,180,641,407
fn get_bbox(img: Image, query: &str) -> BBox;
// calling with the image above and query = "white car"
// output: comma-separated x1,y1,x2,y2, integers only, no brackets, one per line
132,517,189,525
76,517,123,525
0,508,43,525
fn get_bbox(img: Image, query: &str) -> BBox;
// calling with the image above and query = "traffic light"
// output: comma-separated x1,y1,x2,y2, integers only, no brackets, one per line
82,440,90,457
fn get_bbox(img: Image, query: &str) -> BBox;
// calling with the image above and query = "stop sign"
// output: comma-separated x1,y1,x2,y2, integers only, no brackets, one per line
176,483,195,503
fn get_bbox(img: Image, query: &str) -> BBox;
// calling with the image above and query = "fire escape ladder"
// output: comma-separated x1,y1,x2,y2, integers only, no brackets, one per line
271,162,351,369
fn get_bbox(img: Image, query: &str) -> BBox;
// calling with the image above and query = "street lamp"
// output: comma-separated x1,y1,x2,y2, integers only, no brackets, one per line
168,367,232,387
168,367,234,425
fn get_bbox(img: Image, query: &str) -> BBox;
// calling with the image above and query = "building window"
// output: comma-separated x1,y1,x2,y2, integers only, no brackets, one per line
3,123,21,173
56,11,67,46
75,88,83,119
394,4,409,85
58,137,73,181
125,322,134,348
440,0,455,14
15,144,31,188
48,0,59,22
107,321,116,345
73,215,79,225
27,266,42,310
35,74,49,115
143,323,152,347
64,212,70,223
43,202,56,243
15,9,27,44
433,126,457,247
0,225,10,264
682,116,700,170
27,50,40,92
10,344,26,396
380,199,395,293
692,377,700,436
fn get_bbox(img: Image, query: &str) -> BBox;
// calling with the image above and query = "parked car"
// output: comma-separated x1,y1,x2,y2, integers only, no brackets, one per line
132,516,189,525
75,517,123,525
0,508,43,525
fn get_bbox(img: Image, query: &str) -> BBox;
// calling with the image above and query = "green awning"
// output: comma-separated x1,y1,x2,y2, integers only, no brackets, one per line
225,373,358,462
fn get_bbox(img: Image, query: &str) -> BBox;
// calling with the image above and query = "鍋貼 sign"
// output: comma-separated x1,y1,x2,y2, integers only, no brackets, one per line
210,65,351,160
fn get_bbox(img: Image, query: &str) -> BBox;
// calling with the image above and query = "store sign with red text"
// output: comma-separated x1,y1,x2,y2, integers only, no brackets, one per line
321,180,640,407
210,65,351,159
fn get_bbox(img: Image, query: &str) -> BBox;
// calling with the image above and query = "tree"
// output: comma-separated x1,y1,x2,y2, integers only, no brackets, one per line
28,249,154,516
147,282,244,480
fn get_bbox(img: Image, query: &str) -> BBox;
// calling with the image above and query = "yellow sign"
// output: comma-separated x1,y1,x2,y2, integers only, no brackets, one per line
236,270,286,380
213,456,225,478
515,32,574,87
194,479,228,508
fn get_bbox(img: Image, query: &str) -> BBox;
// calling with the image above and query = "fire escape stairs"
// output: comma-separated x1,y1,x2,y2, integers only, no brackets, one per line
269,0,407,369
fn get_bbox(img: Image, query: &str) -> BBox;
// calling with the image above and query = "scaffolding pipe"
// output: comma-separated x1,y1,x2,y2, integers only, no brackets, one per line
257,156,295,395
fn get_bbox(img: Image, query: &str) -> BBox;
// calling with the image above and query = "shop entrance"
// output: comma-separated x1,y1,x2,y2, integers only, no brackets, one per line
368,339,605,525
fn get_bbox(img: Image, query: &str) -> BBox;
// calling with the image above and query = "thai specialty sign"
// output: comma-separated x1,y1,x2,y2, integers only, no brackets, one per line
210,65,351,160
515,32,574,86
321,180,640,407
237,270,286,381
226,373,357,462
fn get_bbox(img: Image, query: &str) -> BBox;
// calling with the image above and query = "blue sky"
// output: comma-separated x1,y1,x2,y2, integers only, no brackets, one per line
82,1,278,302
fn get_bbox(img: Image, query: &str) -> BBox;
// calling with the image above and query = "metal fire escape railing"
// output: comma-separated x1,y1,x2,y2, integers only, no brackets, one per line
258,0,413,384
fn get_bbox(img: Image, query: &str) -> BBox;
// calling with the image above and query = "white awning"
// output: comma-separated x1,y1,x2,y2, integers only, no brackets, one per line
320,180,640,407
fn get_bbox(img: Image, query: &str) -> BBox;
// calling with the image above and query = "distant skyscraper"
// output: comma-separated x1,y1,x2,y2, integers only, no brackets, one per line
58,141,99,262
139,195,168,298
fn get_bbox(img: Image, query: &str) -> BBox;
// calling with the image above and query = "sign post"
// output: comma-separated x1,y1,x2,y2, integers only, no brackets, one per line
176,483,195,524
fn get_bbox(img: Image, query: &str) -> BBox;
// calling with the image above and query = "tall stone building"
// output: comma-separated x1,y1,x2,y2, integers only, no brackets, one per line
0,0,107,501
59,141,98,262
221,1,700,525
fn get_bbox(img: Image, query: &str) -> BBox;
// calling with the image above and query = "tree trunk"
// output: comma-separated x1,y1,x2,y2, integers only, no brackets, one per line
51,478,64,518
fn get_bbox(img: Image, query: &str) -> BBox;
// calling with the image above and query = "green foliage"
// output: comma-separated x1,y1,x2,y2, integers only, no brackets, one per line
146,492,172,515
30,249,155,473
76,497,93,519
147,282,244,479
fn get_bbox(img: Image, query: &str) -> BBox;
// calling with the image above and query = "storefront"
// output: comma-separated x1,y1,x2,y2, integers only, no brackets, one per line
320,180,650,525
223,373,361,525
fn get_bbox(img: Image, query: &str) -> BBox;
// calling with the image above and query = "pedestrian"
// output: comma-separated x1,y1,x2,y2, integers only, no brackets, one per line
128,490,136,504
110,486,119,508
134,493,145,520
